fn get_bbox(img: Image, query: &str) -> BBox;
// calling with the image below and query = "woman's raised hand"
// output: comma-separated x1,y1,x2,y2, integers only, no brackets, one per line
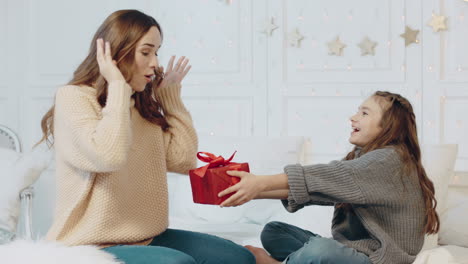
96,38,125,83
157,56,191,89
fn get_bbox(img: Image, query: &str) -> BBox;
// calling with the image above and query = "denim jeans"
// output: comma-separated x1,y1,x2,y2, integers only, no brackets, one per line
261,221,372,264
103,228,255,264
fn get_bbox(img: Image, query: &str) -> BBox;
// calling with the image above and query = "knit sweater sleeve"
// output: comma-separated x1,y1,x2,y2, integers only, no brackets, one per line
282,148,403,212
156,83,198,174
54,81,133,172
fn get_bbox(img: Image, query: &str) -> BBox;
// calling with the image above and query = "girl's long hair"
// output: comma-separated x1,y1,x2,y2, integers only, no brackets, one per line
37,9,169,147
342,91,439,234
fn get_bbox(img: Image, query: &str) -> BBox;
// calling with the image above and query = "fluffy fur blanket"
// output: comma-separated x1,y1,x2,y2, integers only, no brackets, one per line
0,239,121,264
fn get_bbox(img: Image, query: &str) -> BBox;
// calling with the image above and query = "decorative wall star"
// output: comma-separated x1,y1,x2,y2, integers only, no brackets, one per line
358,37,377,56
288,28,304,47
261,17,279,36
427,13,448,32
400,26,420,46
327,37,346,56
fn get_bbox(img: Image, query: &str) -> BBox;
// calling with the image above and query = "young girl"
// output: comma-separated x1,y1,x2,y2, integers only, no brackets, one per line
38,10,254,264
219,91,439,264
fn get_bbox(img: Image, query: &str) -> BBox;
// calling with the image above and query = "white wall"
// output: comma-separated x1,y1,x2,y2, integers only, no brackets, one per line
1,0,467,236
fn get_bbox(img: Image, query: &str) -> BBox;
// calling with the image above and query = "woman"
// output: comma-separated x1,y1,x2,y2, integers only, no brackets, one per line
38,9,254,264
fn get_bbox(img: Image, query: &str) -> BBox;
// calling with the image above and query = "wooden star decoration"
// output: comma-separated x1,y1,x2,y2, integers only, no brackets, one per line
261,17,279,36
400,26,420,46
358,37,377,56
327,37,346,56
427,13,448,32
288,28,304,47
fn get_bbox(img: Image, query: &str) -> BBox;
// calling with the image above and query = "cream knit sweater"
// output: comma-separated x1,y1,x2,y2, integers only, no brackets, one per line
46,81,198,247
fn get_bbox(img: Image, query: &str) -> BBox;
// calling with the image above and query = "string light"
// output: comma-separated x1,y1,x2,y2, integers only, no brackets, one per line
347,65,352,71
195,39,203,49
457,65,463,72
209,131,215,136
295,111,302,121
427,65,434,72
311,39,318,48
323,10,329,21
227,40,233,48
335,142,340,153
348,10,353,21
415,90,421,100
210,56,217,64
401,64,406,71
323,64,328,70
401,15,405,21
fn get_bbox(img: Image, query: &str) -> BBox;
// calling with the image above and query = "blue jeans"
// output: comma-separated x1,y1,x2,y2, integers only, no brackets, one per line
261,221,371,264
103,228,255,264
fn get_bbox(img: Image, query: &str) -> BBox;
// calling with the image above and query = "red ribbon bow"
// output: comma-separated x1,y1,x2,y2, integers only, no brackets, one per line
192,151,237,178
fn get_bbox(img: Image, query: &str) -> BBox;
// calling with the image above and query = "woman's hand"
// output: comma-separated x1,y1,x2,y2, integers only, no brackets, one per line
157,56,191,89
218,171,267,207
96,38,125,83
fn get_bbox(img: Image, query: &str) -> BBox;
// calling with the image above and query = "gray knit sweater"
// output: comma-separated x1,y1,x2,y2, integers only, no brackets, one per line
282,147,425,264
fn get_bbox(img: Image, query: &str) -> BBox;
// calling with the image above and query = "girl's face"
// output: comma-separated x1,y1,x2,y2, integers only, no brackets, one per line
349,96,384,147
129,26,161,92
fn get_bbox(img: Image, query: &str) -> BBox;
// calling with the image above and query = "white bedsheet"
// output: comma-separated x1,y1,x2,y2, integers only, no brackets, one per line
169,216,468,264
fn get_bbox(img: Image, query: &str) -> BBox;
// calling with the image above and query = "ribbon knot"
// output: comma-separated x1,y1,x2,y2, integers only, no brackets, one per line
192,151,237,177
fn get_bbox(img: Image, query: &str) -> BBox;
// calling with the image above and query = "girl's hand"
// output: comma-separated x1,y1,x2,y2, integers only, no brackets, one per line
218,171,266,207
157,56,191,89
96,38,125,83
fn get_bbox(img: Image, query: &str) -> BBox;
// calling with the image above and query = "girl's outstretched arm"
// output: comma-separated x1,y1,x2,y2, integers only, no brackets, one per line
218,172,289,207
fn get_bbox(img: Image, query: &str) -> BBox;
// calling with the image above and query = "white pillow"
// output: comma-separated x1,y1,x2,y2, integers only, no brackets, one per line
420,144,458,250
0,147,51,236
438,176,468,247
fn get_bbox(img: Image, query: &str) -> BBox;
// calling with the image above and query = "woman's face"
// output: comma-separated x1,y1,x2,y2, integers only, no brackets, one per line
349,96,384,147
129,26,161,92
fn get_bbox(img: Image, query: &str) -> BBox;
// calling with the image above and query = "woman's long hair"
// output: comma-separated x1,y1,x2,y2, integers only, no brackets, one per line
342,91,439,234
37,10,169,147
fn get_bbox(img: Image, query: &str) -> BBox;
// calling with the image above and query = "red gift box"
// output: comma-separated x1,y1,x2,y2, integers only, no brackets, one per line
189,151,250,205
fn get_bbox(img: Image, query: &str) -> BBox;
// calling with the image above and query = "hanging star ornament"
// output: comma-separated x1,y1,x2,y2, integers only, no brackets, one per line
288,28,304,47
400,26,420,46
327,37,346,56
358,37,377,56
261,17,279,36
427,13,448,32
